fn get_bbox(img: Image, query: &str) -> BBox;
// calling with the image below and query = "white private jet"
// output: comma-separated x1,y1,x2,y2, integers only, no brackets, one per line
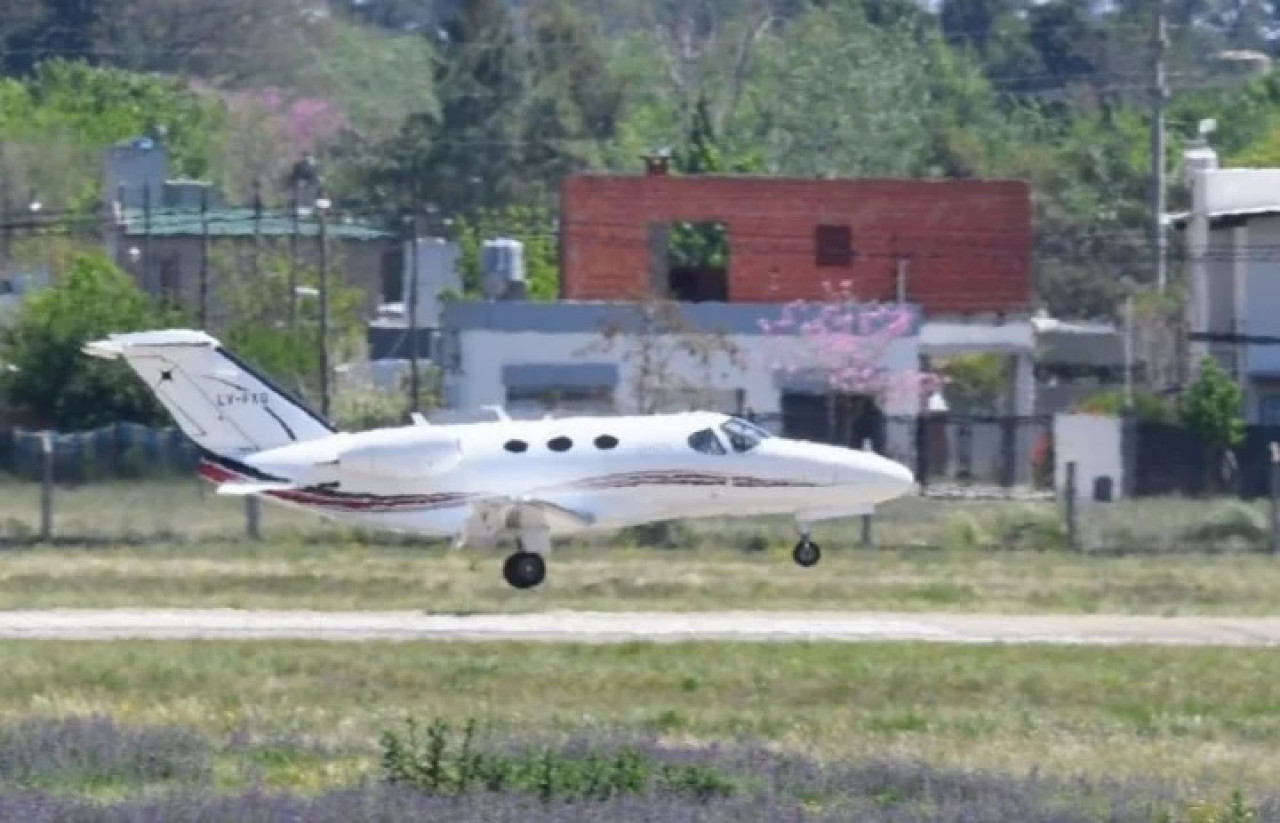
84,329,916,590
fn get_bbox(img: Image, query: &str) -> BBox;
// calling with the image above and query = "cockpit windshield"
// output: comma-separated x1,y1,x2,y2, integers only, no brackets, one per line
720,417,771,453
688,427,727,455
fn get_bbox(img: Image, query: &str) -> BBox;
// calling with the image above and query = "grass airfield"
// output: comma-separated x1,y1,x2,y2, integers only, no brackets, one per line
0,481,1278,819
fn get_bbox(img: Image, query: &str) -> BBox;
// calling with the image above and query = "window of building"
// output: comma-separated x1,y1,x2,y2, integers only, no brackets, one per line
547,436,573,452
687,428,726,455
815,224,853,267
594,435,619,450
505,385,614,415
1260,395,1280,426
504,440,528,453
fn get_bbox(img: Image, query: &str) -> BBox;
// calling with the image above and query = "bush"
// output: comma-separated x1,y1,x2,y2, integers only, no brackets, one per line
617,520,701,550
995,506,1069,551
1182,501,1269,552
379,718,737,804
942,511,996,551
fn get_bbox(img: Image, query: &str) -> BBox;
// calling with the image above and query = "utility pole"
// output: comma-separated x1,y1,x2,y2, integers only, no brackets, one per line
1151,0,1168,293
251,178,262,282
289,177,300,330
317,191,331,420
408,213,421,413
198,184,209,329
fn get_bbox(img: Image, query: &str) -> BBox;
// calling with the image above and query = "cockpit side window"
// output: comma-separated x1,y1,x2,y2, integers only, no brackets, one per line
720,417,767,453
687,428,727,455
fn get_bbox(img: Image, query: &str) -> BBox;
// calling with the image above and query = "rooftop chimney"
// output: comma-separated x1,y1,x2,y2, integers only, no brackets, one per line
642,148,672,177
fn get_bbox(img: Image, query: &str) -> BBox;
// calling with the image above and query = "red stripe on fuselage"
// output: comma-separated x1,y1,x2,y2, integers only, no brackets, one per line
196,458,822,515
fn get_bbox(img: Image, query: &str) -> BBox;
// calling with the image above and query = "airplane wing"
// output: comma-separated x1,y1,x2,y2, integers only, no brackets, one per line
514,497,597,529
458,495,597,547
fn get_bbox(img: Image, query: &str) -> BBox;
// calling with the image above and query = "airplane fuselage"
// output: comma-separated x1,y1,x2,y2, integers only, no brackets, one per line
203,411,915,544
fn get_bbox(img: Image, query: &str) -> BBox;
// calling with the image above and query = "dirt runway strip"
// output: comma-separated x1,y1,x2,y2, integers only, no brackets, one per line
0,610,1279,646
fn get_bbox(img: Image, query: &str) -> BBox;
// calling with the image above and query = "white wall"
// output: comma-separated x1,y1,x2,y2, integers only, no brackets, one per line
448,328,921,418
1243,215,1280,377
1053,413,1124,501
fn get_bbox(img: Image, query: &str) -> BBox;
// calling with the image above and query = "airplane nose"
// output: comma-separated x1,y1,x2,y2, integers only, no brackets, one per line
835,453,916,500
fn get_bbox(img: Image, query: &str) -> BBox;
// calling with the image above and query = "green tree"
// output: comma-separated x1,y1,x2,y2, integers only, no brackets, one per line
667,94,763,270
0,59,227,210
365,0,529,217
521,0,624,188
1180,356,1245,492
208,240,367,408
0,252,183,430
452,204,558,300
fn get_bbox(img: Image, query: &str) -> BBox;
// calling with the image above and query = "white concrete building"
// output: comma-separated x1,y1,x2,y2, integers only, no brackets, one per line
1171,143,1280,423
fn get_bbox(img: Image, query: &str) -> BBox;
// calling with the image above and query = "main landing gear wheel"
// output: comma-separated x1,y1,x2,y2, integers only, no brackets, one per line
792,539,821,568
503,551,546,590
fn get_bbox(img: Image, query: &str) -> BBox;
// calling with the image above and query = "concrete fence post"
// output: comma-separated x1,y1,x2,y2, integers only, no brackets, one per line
1270,443,1280,556
861,438,873,546
39,431,53,542
1064,460,1078,550
245,497,261,541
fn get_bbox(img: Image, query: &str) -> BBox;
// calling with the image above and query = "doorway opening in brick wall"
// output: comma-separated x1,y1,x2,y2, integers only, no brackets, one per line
662,220,729,302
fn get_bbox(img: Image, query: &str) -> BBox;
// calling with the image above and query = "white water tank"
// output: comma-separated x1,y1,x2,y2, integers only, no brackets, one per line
481,237,526,300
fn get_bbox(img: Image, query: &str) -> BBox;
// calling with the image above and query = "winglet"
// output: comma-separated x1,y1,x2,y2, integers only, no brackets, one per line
410,412,430,426
481,404,511,421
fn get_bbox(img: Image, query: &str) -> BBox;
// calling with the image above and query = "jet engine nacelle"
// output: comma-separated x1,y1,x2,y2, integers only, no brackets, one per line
333,436,463,493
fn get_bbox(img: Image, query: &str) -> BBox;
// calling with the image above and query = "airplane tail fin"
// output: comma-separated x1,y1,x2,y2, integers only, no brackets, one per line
83,329,336,459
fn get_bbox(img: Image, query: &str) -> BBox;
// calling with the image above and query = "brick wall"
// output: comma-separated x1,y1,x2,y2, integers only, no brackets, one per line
560,174,1033,315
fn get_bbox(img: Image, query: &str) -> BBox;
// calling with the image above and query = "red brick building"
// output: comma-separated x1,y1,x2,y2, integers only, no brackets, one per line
559,170,1033,315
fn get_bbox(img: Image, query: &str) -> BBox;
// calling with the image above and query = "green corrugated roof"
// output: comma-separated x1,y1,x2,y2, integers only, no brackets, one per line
119,207,392,240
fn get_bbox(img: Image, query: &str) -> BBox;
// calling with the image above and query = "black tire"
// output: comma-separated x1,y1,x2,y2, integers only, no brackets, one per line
503,551,546,589
792,540,821,568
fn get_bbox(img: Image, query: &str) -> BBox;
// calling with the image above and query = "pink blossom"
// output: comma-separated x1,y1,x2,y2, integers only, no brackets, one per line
760,280,941,405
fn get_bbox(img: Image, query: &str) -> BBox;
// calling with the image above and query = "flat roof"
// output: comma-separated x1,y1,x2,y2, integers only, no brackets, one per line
117,207,391,240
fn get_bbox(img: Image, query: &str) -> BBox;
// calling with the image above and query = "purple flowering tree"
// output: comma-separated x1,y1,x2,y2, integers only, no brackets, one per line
758,279,942,447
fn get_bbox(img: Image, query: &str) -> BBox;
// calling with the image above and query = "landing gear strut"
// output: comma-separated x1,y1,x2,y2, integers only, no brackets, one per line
792,536,821,568
502,545,546,589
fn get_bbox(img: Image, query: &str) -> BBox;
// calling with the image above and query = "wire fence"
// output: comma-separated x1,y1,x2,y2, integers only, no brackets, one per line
1,416,1278,555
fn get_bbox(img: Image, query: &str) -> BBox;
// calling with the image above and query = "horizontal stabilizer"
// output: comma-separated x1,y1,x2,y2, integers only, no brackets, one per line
215,481,298,497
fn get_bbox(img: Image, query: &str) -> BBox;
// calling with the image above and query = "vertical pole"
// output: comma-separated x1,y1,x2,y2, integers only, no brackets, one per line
0,177,9,261
1064,460,1079,550
1124,291,1135,411
408,213,421,412
245,497,261,541
198,184,209,328
1270,443,1280,555
289,179,300,330
252,178,262,282
142,183,152,293
318,200,330,420
39,432,53,542
115,184,126,268
861,438,873,546
1151,0,1168,292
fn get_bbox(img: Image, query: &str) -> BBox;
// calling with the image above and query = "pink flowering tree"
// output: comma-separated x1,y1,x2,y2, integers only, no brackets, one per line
215,86,347,203
758,279,943,447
